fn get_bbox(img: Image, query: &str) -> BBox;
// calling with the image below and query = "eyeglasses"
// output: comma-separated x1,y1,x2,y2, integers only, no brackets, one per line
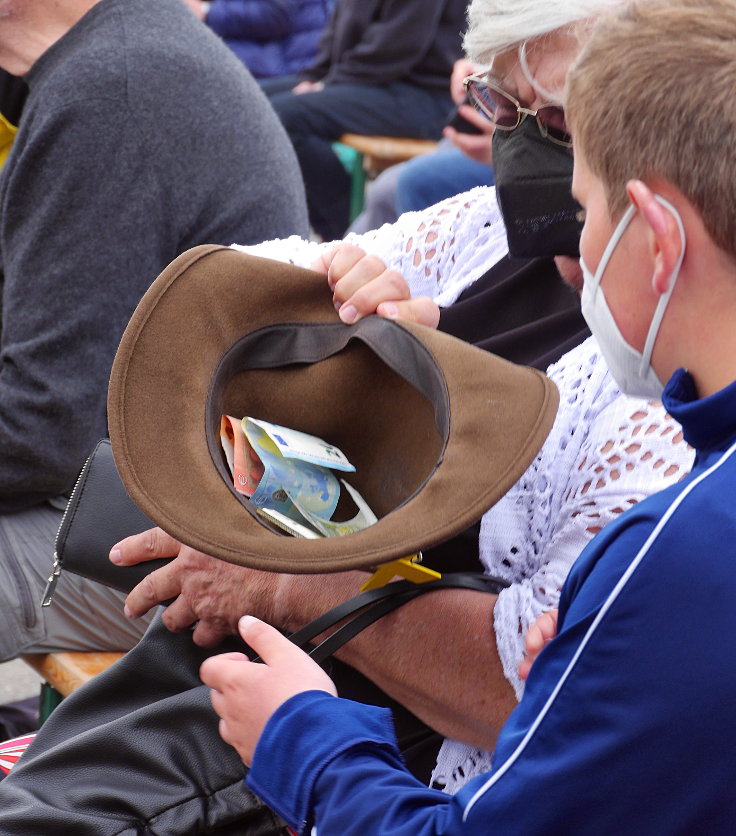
463,74,571,148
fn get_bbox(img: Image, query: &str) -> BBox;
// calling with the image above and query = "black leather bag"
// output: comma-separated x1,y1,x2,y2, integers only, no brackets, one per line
46,438,171,601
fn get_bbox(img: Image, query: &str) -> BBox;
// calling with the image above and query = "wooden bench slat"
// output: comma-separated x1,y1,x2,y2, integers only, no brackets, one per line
22,651,125,698
338,133,438,163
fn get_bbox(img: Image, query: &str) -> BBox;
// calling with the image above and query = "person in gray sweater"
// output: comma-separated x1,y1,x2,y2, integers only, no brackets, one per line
0,0,308,663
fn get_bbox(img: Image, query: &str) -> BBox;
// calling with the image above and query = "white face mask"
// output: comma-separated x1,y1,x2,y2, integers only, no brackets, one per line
580,194,686,399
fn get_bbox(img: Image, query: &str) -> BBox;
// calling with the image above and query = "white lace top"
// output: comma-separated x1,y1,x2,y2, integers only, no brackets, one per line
234,186,695,795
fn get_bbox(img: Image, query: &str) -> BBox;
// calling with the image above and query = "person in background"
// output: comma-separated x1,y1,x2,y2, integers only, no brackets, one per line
348,57,495,235
178,0,336,81
0,0,307,666
203,0,736,832
0,67,31,743
397,57,495,215
263,0,468,241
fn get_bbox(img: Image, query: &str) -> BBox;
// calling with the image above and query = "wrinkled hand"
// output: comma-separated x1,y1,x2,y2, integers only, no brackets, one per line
201,616,337,766
443,104,494,167
310,243,440,328
518,609,559,681
111,528,282,647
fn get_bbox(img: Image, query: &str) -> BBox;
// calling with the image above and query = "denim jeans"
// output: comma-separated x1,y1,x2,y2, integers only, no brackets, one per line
396,145,494,214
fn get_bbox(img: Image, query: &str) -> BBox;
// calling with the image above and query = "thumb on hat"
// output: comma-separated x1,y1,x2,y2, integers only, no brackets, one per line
376,296,440,328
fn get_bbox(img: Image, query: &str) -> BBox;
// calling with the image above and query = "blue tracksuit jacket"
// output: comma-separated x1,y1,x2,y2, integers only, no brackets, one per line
248,368,736,835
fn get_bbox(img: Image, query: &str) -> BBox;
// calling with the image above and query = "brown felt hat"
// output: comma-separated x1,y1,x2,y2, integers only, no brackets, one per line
108,245,558,574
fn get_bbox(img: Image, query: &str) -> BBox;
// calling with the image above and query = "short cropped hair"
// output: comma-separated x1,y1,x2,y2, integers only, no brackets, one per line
464,0,623,64
566,0,736,260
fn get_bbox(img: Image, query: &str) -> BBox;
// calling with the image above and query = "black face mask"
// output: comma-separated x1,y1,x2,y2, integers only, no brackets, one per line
492,119,583,258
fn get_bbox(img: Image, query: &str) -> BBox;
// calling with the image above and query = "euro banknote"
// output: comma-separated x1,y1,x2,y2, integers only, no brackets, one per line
220,415,264,497
287,479,377,537
243,419,341,524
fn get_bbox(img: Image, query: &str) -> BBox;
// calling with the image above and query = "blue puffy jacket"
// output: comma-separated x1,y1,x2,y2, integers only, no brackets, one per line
205,0,336,79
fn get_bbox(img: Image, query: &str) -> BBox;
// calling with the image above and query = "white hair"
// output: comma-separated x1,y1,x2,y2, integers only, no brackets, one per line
464,0,625,64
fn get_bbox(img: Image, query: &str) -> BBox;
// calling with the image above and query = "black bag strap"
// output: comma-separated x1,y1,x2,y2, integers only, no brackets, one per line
253,573,509,665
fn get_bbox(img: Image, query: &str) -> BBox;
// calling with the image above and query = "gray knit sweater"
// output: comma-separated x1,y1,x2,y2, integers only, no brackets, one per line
0,0,308,511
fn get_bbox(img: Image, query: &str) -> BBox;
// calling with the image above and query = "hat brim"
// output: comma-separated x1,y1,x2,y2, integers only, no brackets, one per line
108,245,558,574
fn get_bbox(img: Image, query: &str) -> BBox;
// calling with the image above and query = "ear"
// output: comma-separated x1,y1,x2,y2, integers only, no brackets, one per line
626,180,683,296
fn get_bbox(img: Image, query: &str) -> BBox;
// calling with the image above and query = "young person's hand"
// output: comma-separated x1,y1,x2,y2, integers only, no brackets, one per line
518,609,559,680
310,243,440,327
201,616,337,765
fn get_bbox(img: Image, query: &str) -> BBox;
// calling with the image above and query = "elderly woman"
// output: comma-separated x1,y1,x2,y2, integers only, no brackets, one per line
0,0,690,832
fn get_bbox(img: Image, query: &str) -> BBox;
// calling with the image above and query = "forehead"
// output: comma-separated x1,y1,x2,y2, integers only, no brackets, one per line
490,29,582,101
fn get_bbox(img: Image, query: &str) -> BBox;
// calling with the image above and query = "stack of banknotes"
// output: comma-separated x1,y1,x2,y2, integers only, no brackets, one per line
220,416,377,538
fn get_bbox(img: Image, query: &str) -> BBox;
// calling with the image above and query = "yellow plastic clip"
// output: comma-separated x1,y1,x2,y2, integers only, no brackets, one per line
360,553,441,591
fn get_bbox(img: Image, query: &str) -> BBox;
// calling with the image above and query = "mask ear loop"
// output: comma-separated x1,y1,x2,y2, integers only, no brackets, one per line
584,203,637,296
638,195,686,376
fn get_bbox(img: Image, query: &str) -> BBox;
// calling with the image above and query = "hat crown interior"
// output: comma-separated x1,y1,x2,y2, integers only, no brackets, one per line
208,317,449,523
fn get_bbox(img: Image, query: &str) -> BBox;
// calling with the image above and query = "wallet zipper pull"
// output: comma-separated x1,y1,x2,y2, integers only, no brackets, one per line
41,552,62,607
43,446,97,607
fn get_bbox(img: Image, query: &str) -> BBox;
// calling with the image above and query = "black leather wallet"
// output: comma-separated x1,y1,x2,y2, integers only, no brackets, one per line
46,438,171,601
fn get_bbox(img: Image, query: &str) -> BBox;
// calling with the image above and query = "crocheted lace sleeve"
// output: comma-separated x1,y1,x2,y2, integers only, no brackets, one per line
431,337,695,794
231,186,507,305
487,337,695,699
